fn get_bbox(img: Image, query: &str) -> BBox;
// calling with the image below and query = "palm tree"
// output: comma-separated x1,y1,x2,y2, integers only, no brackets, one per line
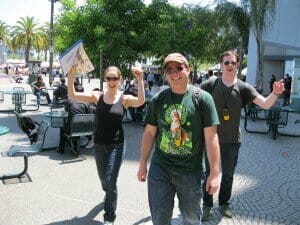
41,22,52,62
243,0,276,91
0,20,10,44
10,16,44,63
33,24,49,61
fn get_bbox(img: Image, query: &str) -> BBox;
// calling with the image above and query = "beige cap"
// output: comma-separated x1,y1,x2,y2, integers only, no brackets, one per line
163,53,189,68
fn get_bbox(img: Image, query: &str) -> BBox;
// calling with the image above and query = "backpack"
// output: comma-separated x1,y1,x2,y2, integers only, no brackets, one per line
20,116,40,143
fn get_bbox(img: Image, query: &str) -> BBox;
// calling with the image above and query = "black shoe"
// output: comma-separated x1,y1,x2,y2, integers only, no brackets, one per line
202,206,212,222
56,147,64,154
220,204,233,218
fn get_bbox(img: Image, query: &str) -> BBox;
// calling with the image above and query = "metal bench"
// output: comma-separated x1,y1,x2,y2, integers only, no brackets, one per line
243,107,270,134
64,113,95,155
264,107,289,139
0,90,4,103
0,120,49,180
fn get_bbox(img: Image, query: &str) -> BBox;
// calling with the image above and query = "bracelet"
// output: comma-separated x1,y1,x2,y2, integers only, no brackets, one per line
272,92,280,96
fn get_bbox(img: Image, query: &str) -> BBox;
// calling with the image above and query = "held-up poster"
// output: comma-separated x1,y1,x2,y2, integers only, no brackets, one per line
59,39,94,75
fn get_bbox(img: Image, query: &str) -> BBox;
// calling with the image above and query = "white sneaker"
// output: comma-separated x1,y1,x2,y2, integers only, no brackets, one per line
85,138,94,149
103,221,114,225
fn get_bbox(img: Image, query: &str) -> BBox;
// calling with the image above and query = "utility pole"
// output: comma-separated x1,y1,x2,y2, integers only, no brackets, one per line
49,0,59,86
99,49,103,91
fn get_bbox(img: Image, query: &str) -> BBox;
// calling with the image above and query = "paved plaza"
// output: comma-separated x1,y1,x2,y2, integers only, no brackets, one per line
0,73,299,225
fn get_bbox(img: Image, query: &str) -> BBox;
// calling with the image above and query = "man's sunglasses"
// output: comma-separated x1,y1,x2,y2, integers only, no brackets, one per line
165,66,185,75
223,61,237,66
106,76,120,81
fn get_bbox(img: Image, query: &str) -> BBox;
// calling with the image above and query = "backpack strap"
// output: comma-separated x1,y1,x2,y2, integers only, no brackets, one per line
206,76,219,94
192,86,203,120
156,87,171,103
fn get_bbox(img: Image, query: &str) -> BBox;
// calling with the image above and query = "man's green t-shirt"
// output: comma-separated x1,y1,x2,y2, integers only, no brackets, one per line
144,86,219,175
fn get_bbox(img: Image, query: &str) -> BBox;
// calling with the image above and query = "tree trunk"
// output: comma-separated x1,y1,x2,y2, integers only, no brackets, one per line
237,47,244,79
44,50,48,61
25,47,30,63
256,37,264,93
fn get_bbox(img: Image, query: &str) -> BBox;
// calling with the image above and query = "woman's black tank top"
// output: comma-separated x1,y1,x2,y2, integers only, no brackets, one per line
94,94,124,144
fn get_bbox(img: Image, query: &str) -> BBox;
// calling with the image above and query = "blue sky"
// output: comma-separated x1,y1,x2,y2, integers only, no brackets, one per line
0,0,239,27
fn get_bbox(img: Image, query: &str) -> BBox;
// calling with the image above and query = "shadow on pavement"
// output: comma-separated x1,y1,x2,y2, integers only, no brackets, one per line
45,202,104,225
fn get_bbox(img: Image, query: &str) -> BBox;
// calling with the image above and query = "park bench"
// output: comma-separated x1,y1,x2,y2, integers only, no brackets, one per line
64,113,95,155
0,90,4,103
0,118,49,180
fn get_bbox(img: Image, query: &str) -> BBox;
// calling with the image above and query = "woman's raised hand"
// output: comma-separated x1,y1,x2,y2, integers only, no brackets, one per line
68,66,79,77
131,67,143,81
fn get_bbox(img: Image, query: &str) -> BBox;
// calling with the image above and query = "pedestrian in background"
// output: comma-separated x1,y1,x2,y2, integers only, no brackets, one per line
146,71,155,92
282,73,292,106
269,74,276,93
68,65,144,225
137,53,220,225
200,50,285,221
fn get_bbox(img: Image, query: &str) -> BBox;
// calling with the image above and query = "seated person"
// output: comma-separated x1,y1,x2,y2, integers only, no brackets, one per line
74,78,84,92
58,99,95,153
53,78,68,105
31,75,51,104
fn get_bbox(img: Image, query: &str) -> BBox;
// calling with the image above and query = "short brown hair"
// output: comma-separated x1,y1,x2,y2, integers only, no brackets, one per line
219,50,240,63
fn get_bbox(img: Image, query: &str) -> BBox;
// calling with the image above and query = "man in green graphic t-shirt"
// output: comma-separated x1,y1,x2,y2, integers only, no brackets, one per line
137,53,221,225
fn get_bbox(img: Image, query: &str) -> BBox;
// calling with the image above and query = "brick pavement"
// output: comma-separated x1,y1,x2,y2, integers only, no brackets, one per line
0,73,299,225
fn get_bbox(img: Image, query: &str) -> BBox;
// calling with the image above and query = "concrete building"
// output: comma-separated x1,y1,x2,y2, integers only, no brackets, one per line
247,0,300,110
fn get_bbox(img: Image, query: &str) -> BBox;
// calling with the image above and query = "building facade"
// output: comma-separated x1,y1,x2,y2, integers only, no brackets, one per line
247,0,300,109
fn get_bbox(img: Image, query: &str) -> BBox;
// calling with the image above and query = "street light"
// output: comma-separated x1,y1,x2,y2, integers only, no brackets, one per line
49,0,59,86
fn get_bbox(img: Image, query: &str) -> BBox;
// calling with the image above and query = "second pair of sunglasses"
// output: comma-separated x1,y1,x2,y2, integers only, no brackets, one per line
106,77,120,81
223,61,237,66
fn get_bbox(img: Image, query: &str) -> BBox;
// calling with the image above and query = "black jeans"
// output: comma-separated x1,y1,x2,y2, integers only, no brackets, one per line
203,143,241,206
94,143,124,222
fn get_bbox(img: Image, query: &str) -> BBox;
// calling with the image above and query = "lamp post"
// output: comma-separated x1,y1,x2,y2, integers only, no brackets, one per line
49,0,59,86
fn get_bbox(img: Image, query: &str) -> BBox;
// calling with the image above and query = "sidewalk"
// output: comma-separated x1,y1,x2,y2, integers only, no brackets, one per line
0,74,299,225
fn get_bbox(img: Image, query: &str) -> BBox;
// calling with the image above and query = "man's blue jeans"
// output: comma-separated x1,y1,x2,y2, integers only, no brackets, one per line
34,90,51,104
94,143,124,222
148,163,203,225
203,143,241,206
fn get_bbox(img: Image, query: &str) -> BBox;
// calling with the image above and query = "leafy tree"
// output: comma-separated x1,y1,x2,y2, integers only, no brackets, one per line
55,0,154,90
54,0,252,83
181,5,216,78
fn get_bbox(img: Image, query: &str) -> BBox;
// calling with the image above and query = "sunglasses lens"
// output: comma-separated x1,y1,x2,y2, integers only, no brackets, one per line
177,66,184,72
165,66,185,75
224,61,236,66
106,77,119,81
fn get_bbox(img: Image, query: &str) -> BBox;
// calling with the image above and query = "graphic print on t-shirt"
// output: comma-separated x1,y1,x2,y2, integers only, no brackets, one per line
160,103,192,156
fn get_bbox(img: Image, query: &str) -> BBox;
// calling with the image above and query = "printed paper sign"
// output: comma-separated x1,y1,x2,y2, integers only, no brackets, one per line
59,39,94,75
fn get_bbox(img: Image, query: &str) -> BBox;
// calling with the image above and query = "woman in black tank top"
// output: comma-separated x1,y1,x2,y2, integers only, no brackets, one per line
68,66,145,224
